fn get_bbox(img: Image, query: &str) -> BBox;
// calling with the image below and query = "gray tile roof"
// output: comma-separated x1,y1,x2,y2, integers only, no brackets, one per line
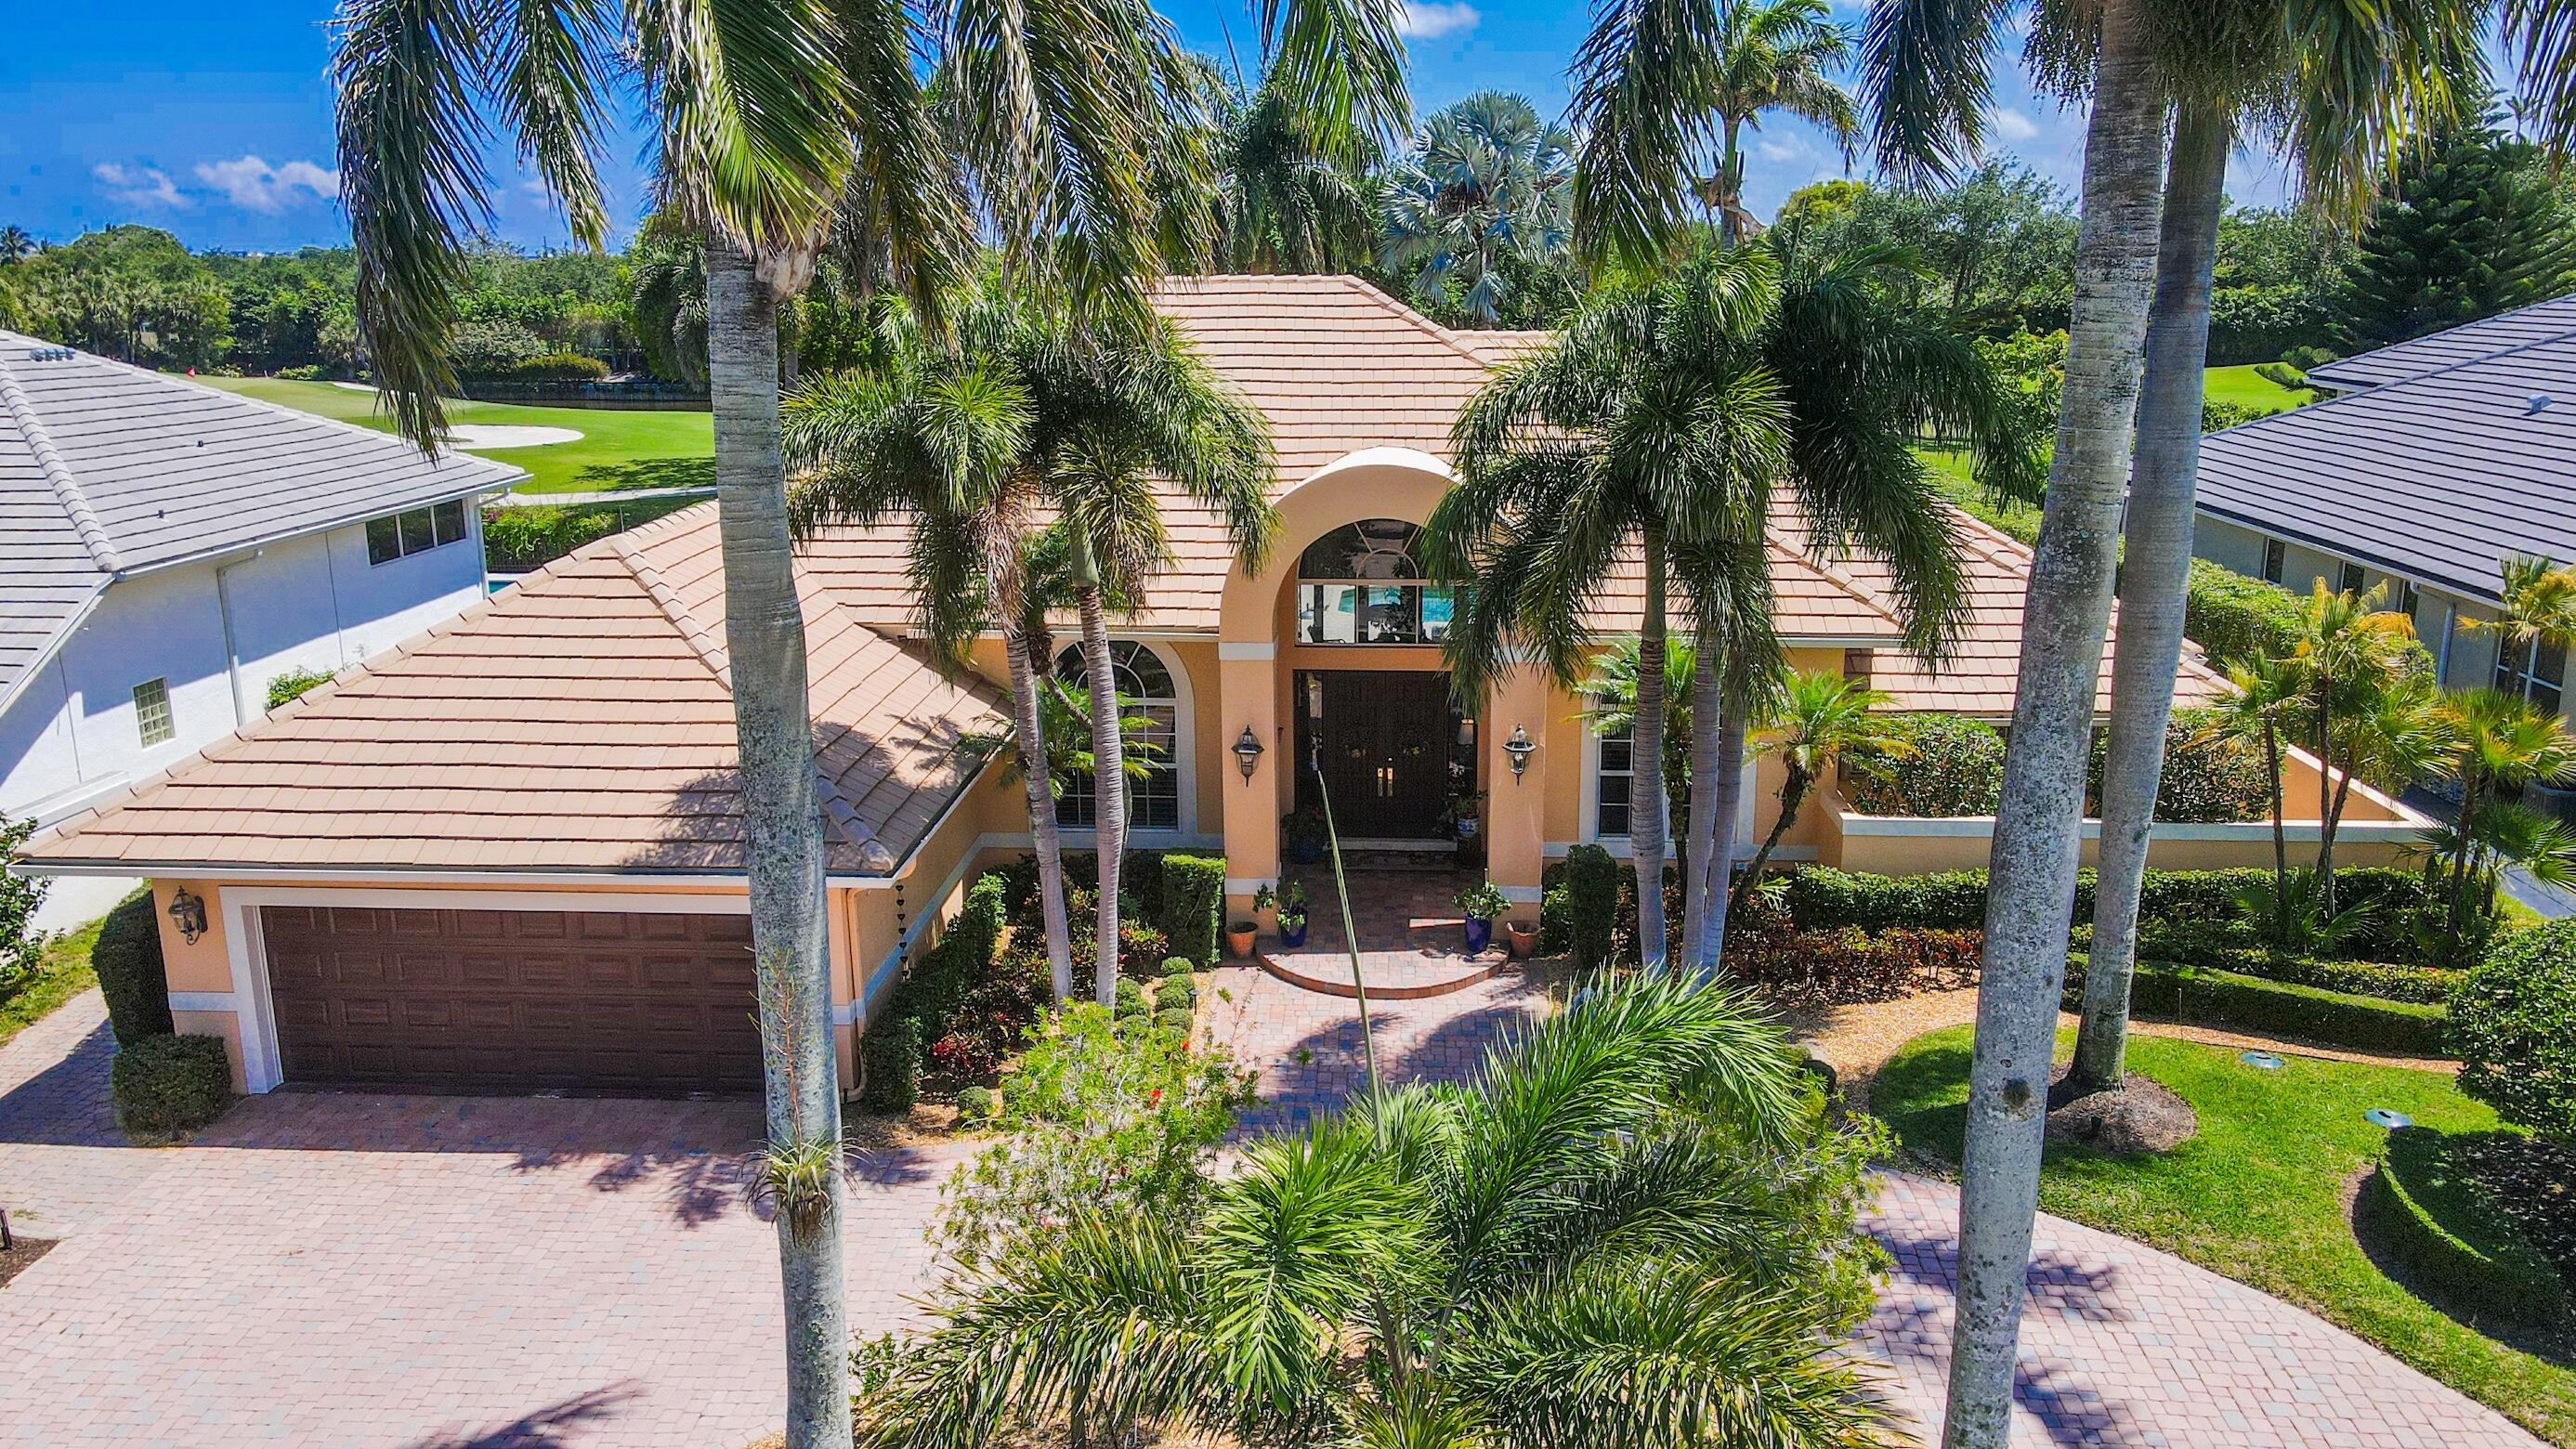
2196,324,2576,603
2308,294,2576,390
0,332,523,710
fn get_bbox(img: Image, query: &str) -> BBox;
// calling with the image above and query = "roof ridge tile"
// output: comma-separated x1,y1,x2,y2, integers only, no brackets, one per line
0,343,122,571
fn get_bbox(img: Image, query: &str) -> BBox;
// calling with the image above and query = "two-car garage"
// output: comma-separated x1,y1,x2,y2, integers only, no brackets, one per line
259,904,764,1093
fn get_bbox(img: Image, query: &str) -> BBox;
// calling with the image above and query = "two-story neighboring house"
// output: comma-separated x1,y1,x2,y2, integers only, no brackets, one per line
1,332,521,928
2193,294,2576,713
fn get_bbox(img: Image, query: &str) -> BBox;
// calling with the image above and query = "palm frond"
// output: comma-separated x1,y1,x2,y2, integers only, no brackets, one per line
1859,0,2013,189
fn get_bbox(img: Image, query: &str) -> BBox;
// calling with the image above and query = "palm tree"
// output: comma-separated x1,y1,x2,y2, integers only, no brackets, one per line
1382,92,1576,324
1431,245,1793,973
0,225,33,265
1731,670,1903,909
1581,636,1700,857
2075,0,2477,1095
2468,555,2576,701
2204,654,2303,903
852,972,1891,1447
1693,0,1860,246
1863,1,2173,1438
2433,687,2576,945
1211,76,1380,273
790,291,1276,1008
2285,581,2424,907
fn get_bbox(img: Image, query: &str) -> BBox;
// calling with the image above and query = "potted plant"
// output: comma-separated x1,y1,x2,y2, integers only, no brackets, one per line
1262,880,1310,947
1439,790,1487,869
1226,913,1259,959
1284,803,1328,864
1454,878,1510,954
1505,919,1537,958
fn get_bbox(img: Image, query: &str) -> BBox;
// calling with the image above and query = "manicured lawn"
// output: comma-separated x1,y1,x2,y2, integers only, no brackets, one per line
196,377,713,496
1874,1025,2576,1445
2203,361,2314,418
0,913,106,1051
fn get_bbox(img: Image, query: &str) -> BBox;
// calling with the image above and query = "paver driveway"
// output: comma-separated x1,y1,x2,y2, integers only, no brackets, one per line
0,974,2550,1447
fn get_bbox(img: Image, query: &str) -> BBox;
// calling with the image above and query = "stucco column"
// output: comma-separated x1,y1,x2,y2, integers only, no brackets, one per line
1484,663,1551,905
1218,644,1283,916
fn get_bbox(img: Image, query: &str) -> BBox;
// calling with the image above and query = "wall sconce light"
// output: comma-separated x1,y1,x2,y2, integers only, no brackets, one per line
1503,724,1536,779
167,886,207,945
1234,725,1266,781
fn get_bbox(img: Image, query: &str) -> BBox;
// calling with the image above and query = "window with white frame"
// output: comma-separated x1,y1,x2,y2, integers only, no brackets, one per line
2496,636,2568,715
366,499,468,565
1292,519,1457,645
1594,710,1634,838
132,677,175,747
1053,642,1182,830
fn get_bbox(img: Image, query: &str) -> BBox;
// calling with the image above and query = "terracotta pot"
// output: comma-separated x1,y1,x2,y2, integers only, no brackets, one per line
1226,922,1259,959
1505,920,1537,958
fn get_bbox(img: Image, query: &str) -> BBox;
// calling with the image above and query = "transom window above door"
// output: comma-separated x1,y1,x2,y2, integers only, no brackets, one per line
1294,519,1455,646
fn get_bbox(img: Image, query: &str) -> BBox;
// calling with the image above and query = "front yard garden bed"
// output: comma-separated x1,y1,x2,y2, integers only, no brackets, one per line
1874,1025,2576,1445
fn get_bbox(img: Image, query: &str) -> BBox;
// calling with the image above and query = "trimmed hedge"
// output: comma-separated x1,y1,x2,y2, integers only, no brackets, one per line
1558,844,1620,968
1727,927,1982,1001
1840,714,2006,816
1783,865,2440,945
870,872,1007,1085
2356,1127,2566,1324
2184,557,2303,665
1158,854,1226,970
2452,920,2576,1143
2086,708,2269,824
861,1017,922,1111
109,1033,232,1139
2062,955,2450,1055
92,891,173,1047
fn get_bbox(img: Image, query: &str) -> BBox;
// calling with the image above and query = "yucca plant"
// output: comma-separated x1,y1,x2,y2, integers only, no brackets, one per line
855,971,1894,1448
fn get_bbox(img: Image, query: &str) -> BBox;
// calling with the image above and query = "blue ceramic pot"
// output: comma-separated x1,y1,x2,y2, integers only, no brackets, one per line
1463,916,1494,953
1281,920,1310,947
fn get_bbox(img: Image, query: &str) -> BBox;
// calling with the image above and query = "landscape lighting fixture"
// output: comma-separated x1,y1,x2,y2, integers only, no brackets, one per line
2239,1051,2283,1071
2363,1108,2413,1130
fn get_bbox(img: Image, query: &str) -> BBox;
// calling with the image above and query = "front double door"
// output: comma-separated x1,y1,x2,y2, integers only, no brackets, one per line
1300,670,1457,841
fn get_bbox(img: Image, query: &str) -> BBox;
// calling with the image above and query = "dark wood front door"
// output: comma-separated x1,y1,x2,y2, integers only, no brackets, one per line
1304,671,1454,839
262,905,762,1092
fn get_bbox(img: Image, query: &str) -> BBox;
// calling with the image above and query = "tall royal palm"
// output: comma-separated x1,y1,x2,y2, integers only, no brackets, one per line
2076,0,2478,1096
788,290,1277,1008
1863,1,2170,1441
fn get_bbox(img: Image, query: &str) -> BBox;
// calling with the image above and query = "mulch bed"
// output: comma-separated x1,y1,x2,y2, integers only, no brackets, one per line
0,1233,59,1288
2045,1064,2199,1155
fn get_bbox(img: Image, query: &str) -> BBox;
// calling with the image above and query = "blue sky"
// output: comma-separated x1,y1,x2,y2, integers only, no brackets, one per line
4,1,2335,255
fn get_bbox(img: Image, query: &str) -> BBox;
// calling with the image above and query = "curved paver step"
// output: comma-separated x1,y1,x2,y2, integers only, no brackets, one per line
1254,946,1506,999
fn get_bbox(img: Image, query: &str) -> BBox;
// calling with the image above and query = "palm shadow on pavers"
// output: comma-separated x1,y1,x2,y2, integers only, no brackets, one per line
1864,1286,2152,1447
0,1017,119,1148
1876,1221,2132,1325
396,1385,642,1449
190,1091,947,1229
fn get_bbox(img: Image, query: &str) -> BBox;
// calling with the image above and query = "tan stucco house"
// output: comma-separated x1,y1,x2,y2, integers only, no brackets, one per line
9,276,2426,1099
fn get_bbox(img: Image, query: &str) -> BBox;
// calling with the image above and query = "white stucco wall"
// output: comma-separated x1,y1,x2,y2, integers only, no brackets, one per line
2,507,487,929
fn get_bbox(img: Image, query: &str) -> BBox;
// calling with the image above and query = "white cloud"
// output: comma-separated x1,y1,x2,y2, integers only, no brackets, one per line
193,155,339,213
93,163,187,210
1991,109,2040,144
1757,135,1815,165
1397,2,1479,39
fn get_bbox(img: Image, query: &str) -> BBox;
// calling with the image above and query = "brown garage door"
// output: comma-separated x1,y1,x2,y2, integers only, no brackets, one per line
262,905,762,1092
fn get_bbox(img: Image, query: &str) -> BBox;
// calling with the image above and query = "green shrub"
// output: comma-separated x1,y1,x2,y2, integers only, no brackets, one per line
2182,967,2448,1054
109,1033,232,1139
1560,844,1620,969
488,351,611,382
956,1085,998,1121
2136,919,2462,1004
2184,558,2303,665
862,1017,922,1111
0,815,45,999
1157,956,1196,979
92,891,173,1046
2452,920,2576,1143
1840,714,2005,816
1537,882,1573,955
1114,977,1148,1018
480,504,622,571
1157,974,1197,1011
1154,1007,1195,1037
1727,927,1982,1001
266,667,336,711
1158,854,1226,970
1785,867,1996,932
2357,1128,2565,1324
275,363,327,381
2087,709,2269,823
883,874,1007,1064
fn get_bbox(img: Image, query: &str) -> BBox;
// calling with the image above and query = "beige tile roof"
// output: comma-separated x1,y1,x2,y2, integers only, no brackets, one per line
1783,505,2228,717
20,504,1004,878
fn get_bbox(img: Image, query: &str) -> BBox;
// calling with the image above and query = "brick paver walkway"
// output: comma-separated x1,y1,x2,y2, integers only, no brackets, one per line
0,978,2550,1446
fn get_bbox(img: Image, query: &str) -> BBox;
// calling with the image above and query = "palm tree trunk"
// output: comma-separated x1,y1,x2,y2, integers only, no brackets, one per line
1631,527,1672,973
1001,620,1077,1002
1943,6,2164,1444
1680,633,1724,958
2317,701,2338,912
703,238,852,1449
1733,766,1810,916
2264,721,2288,899
2073,103,2230,1095
1069,531,1127,1007
1694,662,1750,973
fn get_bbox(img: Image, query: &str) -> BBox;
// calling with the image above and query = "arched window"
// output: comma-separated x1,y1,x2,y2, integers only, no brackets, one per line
1053,641,1183,830
1295,519,1455,645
